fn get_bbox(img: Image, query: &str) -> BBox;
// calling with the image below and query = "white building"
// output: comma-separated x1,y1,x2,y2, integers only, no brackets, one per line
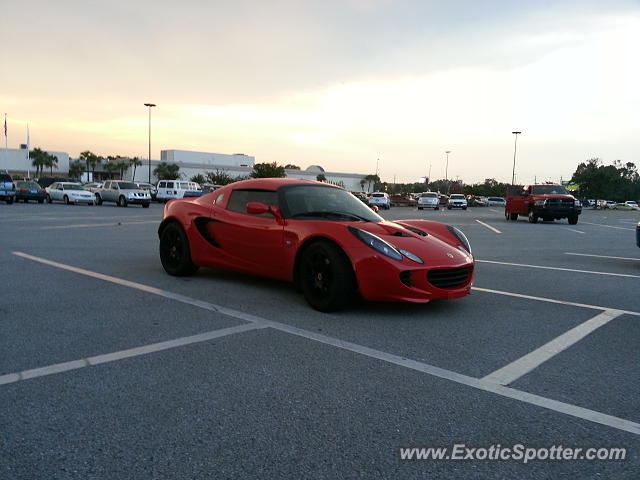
0,147,70,176
148,149,368,192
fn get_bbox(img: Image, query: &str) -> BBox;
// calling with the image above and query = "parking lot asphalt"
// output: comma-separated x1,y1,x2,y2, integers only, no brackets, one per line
1,201,639,479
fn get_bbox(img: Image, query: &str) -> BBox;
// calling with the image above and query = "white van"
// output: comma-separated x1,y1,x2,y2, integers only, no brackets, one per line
156,180,202,202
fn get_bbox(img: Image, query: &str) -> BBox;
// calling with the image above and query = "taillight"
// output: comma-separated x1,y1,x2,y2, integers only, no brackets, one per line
20,189,28,193
40,189,46,193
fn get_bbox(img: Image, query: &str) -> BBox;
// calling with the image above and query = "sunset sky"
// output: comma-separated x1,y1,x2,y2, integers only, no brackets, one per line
2,0,639,184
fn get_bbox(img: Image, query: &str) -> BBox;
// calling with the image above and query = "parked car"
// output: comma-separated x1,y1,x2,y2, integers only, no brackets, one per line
46,182,95,205
417,192,439,210
136,182,158,201
439,194,449,206
389,195,417,207
95,180,151,207
201,184,223,194
487,197,506,207
156,180,202,202
0,173,16,204
447,194,468,210
15,180,47,203
367,192,391,210
83,182,103,192
613,201,639,210
158,178,474,312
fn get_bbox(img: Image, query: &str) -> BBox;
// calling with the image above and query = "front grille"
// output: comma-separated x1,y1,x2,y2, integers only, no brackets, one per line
545,198,573,208
427,266,472,289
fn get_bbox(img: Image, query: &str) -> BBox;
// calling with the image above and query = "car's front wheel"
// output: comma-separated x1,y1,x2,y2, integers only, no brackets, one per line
46,194,52,203
63,195,70,205
95,194,103,205
568,214,579,225
118,195,128,207
528,211,538,223
299,240,357,312
159,222,199,276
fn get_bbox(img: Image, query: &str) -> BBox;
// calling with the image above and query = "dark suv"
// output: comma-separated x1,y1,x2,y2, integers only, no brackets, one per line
0,173,16,204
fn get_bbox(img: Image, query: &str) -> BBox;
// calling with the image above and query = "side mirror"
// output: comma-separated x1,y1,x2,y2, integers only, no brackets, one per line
246,202,269,215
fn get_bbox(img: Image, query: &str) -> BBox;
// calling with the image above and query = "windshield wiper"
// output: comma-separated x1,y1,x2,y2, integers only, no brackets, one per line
291,211,369,222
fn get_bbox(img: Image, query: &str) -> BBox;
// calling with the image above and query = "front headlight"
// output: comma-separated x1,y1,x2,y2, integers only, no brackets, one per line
128,192,135,198
534,200,546,206
348,227,403,261
446,225,472,255
574,200,581,207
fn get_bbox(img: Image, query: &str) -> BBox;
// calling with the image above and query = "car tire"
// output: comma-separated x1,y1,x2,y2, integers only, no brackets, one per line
528,211,538,223
38,199,44,204
510,213,518,221
568,215,579,225
505,211,510,221
298,240,357,312
463,206,467,210
447,206,452,210
142,203,150,208
46,194,52,203
418,207,422,210
7,197,14,204
159,222,199,276
63,195,70,205
118,195,128,207
89,202,95,206
434,207,439,210
95,194,103,205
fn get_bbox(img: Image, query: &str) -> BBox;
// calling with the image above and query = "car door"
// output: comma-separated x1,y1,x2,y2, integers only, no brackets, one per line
506,185,528,215
210,189,286,279
52,183,64,201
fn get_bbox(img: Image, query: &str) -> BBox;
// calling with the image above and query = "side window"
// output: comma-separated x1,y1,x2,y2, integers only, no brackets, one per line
166,182,174,189
227,190,278,215
104,182,110,189
158,181,166,188
215,193,225,205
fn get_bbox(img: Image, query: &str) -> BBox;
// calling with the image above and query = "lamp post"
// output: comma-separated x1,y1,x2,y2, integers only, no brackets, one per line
511,131,521,185
445,150,451,193
144,103,156,183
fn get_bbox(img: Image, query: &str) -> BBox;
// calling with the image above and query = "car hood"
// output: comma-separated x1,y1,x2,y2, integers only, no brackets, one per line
349,220,472,268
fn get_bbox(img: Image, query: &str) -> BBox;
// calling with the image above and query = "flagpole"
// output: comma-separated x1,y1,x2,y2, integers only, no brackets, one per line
3,113,7,168
27,124,30,178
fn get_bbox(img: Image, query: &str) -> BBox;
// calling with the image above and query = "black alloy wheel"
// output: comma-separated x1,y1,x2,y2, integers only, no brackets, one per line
528,211,538,223
159,222,199,276
299,240,357,312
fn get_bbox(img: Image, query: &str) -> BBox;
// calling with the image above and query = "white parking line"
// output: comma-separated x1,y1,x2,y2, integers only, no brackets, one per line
475,219,502,233
1,323,265,386
482,310,625,386
565,252,640,262
9,251,640,436
489,209,500,213
40,220,158,230
564,228,585,234
476,259,640,279
580,221,634,231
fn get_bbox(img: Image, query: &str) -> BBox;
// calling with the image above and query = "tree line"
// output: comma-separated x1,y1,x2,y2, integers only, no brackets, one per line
570,158,639,201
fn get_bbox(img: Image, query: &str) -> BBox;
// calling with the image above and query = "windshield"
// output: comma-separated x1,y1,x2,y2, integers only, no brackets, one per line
281,185,382,222
421,193,437,198
450,194,464,199
116,182,140,190
18,181,41,188
63,184,84,190
531,185,569,195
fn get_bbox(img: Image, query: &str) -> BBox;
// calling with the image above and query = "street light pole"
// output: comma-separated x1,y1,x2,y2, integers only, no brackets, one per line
511,131,521,185
144,103,156,183
445,150,451,193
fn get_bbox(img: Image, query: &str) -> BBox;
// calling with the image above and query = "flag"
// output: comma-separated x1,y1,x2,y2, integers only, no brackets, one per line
3,114,6,138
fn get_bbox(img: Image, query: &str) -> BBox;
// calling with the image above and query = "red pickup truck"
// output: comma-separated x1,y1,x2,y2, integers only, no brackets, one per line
505,184,582,225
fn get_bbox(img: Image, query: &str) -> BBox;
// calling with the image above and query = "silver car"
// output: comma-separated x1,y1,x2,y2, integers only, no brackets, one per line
417,192,439,210
95,180,151,208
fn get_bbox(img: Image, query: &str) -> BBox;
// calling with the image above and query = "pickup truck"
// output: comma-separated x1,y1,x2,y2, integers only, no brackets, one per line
95,180,151,208
0,173,16,204
505,184,582,225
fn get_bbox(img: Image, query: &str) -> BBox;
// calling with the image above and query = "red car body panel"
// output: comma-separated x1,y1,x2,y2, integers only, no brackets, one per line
160,178,474,304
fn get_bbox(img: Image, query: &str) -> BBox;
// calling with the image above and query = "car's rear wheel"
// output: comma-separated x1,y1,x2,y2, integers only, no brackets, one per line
299,240,357,312
142,203,150,208
510,213,518,221
95,194,103,205
528,211,538,223
159,222,199,276
118,195,128,207
568,214,579,225
38,199,44,204
6,197,14,204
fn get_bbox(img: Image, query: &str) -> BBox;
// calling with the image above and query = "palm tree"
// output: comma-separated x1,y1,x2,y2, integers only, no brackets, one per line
364,174,380,192
104,161,120,179
130,157,142,181
31,148,48,177
316,173,327,182
68,161,85,180
45,153,59,175
79,151,101,181
153,162,181,180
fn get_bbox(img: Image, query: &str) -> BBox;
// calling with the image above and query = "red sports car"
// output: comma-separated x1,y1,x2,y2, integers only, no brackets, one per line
158,178,474,311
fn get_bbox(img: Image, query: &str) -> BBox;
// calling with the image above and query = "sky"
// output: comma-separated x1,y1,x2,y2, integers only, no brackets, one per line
2,0,639,184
